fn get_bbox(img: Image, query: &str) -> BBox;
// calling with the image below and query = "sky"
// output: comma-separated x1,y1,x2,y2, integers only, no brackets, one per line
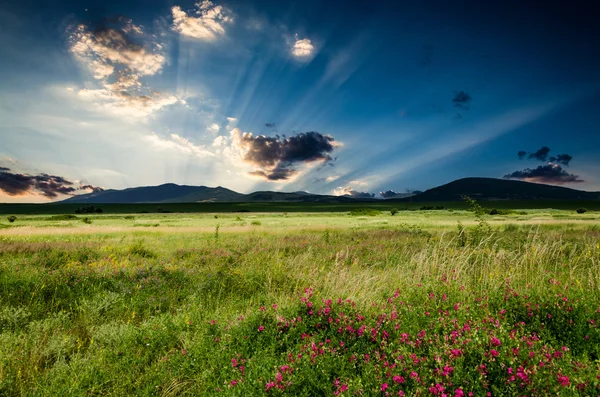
1,0,600,202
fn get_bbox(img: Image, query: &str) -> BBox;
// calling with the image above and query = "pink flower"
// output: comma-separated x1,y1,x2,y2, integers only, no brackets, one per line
455,389,464,397
490,349,499,357
265,381,276,391
557,375,570,386
393,375,405,384
258,325,265,332
490,336,501,347
231,358,238,367
381,383,389,391
230,380,238,387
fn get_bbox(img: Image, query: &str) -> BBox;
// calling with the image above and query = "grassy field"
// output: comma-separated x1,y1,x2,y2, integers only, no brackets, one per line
2,199,600,215
1,209,599,396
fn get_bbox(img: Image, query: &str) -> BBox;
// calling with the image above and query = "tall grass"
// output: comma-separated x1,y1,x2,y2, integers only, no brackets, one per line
0,224,599,395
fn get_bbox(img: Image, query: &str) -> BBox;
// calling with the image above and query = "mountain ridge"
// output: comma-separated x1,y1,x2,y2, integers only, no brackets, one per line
58,177,600,204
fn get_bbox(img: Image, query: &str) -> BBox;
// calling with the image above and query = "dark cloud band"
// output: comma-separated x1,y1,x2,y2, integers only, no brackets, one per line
503,164,583,184
0,168,103,198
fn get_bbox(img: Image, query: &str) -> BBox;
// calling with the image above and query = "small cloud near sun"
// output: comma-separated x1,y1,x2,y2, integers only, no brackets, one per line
291,35,315,59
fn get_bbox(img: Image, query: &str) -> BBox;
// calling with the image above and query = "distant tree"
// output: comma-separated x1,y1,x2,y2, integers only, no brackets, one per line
391,208,399,216
95,208,103,213
489,209,499,215
7,215,17,223
576,208,588,214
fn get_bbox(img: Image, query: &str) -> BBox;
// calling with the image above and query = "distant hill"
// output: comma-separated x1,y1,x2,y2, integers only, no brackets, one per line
59,177,600,204
60,184,244,204
399,178,600,202
60,183,353,204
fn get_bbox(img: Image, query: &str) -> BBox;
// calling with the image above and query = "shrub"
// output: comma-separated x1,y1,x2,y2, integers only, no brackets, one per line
48,214,78,221
7,215,16,223
124,215,135,220
82,217,93,224
251,220,262,226
489,208,499,215
390,208,398,216
349,208,381,216
576,208,588,214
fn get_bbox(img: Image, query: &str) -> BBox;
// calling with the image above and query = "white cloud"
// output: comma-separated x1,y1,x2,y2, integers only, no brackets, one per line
172,1,233,41
208,123,220,133
225,116,238,130
68,19,176,118
145,133,215,158
77,88,177,118
70,24,165,77
332,186,374,198
291,37,314,58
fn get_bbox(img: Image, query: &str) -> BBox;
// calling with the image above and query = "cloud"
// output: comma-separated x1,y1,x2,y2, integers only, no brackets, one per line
291,37,314,59
452,91,471,109
69,22,164,77
0,168,103,198
68,17,175,118
507,146,580,185
380,190,399,198
517,147,573,165
171,1,233,41
549,154,573,166
332,186,374,198
231,129,340,181
503,164,584,184
527,146,551,161
145,133,215,158
208,123,221,133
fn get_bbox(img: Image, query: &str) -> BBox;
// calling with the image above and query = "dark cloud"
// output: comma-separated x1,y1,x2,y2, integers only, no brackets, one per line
548,154,572,166
236,131,339,181
0,168,103,198
528,146,551,161
517,147,573,165
248,168,296,181
503,164,583,185
452,91,471,109
508,146,580,185
80,184,105,193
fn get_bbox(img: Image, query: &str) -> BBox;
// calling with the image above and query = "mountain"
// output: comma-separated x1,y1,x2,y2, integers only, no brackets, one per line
59,178,600,204
60,183,352,204
60,184,244,204
398,177,600,202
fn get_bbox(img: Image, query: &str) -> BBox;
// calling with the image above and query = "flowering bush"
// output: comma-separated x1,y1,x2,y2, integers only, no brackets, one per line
197,284,600,395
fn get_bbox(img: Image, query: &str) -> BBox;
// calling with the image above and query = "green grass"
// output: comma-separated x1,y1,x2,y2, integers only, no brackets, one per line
0,211,599,395
2,199,600,215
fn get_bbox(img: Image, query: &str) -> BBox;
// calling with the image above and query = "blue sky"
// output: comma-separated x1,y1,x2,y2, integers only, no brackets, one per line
1,0,599,202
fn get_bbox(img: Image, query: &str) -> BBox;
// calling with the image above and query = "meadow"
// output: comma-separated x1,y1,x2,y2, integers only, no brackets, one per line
1,208,599,396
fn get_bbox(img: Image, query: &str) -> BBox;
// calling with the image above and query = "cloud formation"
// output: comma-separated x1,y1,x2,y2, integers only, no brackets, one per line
231,130,339,181
68,17,175,117
291,37,315,59
332,186,374,198
0,168,103,198
504,146,581,184
452,91,471,109
516,147,573,165
171,1,233,40
380,190,399,198
503,164,583,184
